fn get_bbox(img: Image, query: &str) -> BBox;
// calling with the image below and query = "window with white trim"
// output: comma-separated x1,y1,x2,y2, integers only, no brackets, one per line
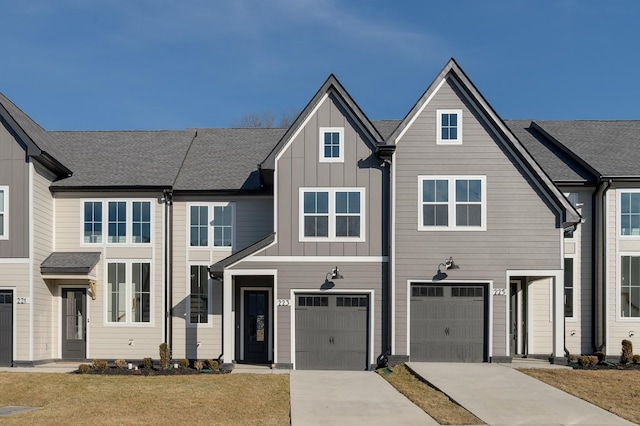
564,258,574,318
0,186,7,239
188,203,235,248
621,256,640,318
437,109,462,144
319,127,344,162
300,188,364,241
189,265,210,324
419,176,485,230
620,192,640,236
107,262,151,323
83,200,152,245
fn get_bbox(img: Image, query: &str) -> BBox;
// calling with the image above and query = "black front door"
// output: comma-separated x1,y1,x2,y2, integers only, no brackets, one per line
0,291,13,367
244,291,269,363
62,289,86,359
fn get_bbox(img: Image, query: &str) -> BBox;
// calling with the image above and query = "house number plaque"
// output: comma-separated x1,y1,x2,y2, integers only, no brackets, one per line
492,288,507,296
277,299,291,307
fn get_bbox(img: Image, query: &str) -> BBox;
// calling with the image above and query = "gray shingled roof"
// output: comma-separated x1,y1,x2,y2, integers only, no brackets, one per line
41,252,101,274
0,92,70,175
48,130,193,188
174,128,285,191
505,120,595,183
533,120,640,178
372,120,400,140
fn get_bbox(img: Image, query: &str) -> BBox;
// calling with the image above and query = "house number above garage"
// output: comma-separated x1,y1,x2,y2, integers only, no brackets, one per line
277,299,291,307
492,288,507,296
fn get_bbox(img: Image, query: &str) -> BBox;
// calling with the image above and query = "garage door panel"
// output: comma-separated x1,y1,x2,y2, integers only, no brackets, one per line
295,294,369,370
410,285,486,362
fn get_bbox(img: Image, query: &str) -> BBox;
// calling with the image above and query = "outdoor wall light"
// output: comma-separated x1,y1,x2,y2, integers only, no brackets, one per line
630,331,635,337
326,266,344,281
433,257,461,281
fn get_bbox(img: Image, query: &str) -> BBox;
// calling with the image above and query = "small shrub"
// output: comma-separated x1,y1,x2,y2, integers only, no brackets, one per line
78,363,90,374
633,354,640,364
205,359,219,371
178,358,190,369
568,354,576,363
114,359,127,369
621,339,633,364
159,343,170,370
142,357,153,369
577,356,590,367
589,355,599,366
91,359,108,372
594,351,606,363
194,360,203,372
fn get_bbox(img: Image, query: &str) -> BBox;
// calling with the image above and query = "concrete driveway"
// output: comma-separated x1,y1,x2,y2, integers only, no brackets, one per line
407,362,634,426
290,370,438,425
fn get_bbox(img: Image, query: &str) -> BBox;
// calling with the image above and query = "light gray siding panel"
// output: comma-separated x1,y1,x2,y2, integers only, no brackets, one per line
394,78,563,357
0,120,29,258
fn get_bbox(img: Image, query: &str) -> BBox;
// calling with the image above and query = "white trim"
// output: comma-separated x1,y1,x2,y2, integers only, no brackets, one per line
80,198,155,246
186,202,236,250
0,186,8,240
58,285,90,359
436,109,463,145
28,163,34,361
405,280,493,359
290,288,375,370
417,175,487,231
299,187,366,242
186,263,214,328
244,256,388,263
221,269,277,365
0,258,29,264
318,127,344,163
394,78,447,144
103,259,155,327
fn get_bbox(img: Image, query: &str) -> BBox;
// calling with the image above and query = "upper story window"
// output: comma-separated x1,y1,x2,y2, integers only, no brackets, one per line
0,186,7,240
107,261,151,324
620,192,640,236
83,200,152,245
419,176,486,231
319,127,344,162
189,203,235,249
437,109,462,144
620,255,640,318
300,188,364,242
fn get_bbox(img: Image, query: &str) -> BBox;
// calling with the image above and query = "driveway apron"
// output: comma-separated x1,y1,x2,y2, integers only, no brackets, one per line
290,370,438,425
407,362,634,426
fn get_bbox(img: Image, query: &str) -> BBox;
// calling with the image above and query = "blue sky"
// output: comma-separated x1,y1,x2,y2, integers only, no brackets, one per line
1,0,639,130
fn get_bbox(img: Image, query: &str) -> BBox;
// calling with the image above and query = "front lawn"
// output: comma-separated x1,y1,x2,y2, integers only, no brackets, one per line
520,369,640,424
0,373,290,425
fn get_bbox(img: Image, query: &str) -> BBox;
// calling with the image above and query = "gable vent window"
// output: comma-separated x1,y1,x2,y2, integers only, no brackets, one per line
319,127,344,162
437,110,462,144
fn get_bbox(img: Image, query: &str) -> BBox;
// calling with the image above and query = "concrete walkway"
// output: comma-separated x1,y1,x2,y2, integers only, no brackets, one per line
407,362,634,426
0,362,77,373
290,370,438,425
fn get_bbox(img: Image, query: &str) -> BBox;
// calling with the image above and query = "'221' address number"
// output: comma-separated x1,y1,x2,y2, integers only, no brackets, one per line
492,288,507,296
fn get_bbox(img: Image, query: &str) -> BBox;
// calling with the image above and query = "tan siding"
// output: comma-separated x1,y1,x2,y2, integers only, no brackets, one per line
529,277,553,354
393,78,563,357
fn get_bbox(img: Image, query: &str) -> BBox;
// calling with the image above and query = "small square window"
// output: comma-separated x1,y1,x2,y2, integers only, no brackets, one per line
437,110,462,144
319,127,344,162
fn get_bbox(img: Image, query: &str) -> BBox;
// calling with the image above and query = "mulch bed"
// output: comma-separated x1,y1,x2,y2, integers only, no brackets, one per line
75,367,231,375
570,362,640,370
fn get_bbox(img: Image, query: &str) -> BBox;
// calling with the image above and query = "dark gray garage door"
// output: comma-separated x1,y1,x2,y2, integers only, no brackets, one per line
295,294,368,370
410,284,486,362
0,291,13,367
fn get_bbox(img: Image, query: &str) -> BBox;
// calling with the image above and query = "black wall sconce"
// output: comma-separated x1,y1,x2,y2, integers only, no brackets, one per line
433,257,460,281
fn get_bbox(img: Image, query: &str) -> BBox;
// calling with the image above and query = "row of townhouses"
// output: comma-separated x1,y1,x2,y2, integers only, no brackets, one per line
0,59,638,369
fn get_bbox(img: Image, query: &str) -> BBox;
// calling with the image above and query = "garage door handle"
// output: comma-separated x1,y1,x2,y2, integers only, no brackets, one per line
445,327,450,336
329,336,334,344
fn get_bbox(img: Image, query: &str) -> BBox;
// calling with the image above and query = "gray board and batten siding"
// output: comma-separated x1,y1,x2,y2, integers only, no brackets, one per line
393,76,564,359
0,117,29,258
260,92,388,258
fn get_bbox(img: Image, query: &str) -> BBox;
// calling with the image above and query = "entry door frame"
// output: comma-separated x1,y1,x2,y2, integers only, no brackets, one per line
290,289,375,370
0,288,15,366
59,285,89,359
239,286,273,363
509,279,526,356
